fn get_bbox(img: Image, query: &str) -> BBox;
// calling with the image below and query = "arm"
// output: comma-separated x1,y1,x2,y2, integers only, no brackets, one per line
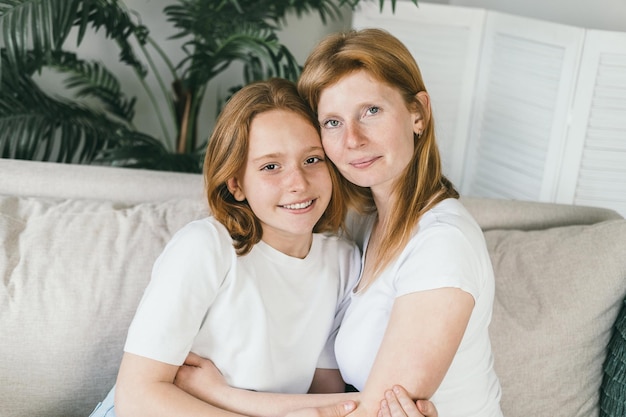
174,354,439,417
379,386,438,417
351,287,474,417
115,352,245,417
174,353,357,417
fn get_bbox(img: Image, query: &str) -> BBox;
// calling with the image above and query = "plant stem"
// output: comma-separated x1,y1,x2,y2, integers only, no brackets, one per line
134,38,178,150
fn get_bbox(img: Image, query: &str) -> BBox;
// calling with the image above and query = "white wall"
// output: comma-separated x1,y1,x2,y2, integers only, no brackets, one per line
422,0,626,31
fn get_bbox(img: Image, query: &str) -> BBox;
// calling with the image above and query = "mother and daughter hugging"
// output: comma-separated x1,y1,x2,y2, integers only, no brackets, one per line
89,28,503,417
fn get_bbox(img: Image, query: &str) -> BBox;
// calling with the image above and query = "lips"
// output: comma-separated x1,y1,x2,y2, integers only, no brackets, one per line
280,199,314,210
349,156,380,169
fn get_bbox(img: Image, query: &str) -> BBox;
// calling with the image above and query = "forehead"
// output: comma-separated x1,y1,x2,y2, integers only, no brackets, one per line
318,71,403,110
248,109,321,153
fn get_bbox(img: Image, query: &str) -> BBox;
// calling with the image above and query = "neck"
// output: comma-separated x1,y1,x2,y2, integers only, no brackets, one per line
371,187,393,225
262,234,313,259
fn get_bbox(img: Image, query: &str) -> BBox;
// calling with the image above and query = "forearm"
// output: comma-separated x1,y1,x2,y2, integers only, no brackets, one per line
207,387,359,417
346,289,474,417
116,352,248,417
116,379,245,417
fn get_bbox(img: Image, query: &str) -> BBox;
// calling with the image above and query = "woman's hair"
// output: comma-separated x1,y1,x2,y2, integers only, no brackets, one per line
204,77,347,256
298,28,459,277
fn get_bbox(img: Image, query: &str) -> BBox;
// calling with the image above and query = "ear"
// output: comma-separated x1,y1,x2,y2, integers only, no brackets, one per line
226,177,246,201
412,91,431,136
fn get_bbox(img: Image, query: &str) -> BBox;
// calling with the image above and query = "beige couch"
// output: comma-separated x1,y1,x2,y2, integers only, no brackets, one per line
1,158,625,417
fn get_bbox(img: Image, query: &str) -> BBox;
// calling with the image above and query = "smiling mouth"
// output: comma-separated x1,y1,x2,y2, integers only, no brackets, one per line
280,199,314,210
350,156,380,168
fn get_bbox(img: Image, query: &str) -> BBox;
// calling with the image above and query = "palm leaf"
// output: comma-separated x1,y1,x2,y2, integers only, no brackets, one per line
53,52,137,122
0,62,125,163
0,0,80,70
0,0,148,77
79,0,150,76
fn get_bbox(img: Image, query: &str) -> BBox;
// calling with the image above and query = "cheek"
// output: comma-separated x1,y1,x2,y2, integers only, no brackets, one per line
321,136,342,162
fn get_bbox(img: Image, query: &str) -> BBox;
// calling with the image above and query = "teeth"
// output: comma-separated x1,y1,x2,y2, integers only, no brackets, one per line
282,200,313,210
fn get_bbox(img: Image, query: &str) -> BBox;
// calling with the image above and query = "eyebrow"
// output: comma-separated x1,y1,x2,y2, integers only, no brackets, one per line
250,146,324,163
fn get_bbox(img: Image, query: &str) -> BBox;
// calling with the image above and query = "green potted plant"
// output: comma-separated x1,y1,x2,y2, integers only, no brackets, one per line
0,0,415,172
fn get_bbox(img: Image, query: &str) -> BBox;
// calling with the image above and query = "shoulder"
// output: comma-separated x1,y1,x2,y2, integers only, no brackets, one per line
159,217,237,262
416,199,484,245
399,198,491,274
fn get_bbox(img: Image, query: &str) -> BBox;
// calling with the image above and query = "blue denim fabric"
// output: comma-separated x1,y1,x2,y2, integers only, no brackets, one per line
88,385,116,417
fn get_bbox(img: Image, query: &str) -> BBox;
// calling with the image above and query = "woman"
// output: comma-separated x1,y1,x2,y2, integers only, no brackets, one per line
297,28,503,417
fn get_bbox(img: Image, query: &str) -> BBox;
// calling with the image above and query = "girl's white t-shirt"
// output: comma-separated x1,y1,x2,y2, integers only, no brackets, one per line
337,198,503,417
124,217,360,394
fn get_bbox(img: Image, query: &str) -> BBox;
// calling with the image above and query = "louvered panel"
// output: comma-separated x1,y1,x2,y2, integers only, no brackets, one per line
352,2,485,185
462,12,584,201
557,31,626,217
574,52,626,213
472,157,542,199
465,34,565,200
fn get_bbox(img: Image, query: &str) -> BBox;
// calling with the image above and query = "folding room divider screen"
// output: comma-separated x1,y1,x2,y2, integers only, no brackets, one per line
353,2,626,217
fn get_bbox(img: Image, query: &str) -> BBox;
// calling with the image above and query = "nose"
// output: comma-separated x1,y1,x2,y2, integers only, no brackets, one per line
345,121,367,149
286,166,308,192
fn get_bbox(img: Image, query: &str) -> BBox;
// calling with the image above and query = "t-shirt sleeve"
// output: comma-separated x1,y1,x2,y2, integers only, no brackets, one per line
316,240,362,369
124,219,233,365
394,224,482,300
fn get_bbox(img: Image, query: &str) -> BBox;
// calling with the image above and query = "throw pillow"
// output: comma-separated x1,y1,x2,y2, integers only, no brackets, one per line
486,220,626,417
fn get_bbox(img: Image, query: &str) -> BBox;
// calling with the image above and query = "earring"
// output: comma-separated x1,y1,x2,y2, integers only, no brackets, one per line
417,131,422,139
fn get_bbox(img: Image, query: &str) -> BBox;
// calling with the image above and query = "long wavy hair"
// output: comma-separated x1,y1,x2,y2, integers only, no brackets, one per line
203,78,347,255
298,28,459,279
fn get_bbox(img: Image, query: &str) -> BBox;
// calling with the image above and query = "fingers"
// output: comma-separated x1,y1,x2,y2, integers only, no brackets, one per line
329,401,357,417
286,401,357,417
416,400,437,417
378,385,426,417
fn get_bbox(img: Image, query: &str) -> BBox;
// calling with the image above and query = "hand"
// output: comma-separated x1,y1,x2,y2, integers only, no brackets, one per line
378,385,438,417
285,401,357,417
174,352,227,403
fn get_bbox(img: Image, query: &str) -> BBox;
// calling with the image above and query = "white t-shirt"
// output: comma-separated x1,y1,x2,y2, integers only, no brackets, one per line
124,217,360,394
336,198,502,417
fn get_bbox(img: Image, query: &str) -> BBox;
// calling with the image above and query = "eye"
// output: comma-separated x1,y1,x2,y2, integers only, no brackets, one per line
322,119,340,129
366,106,380,116
305,156,324,165
261,163,278,171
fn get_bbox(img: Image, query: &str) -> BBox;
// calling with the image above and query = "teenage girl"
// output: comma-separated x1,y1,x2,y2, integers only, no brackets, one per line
90,78,361,417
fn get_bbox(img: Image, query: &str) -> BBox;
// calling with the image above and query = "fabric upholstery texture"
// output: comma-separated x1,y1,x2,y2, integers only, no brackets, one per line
486,220,626,417
0,195,206,417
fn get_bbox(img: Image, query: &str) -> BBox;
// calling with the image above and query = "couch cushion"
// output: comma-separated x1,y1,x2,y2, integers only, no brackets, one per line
0,195,206,417
487,219,626,417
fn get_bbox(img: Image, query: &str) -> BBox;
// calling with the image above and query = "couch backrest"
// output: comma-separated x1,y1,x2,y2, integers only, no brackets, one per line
1,159,625,417
0,158,205,204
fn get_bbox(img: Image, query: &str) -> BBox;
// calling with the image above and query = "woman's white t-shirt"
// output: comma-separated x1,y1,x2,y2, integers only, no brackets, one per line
336,198,502,417
124,217,360,394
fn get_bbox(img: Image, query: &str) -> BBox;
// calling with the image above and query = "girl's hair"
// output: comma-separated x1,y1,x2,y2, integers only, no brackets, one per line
204,77,347,256
298,28,459,278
